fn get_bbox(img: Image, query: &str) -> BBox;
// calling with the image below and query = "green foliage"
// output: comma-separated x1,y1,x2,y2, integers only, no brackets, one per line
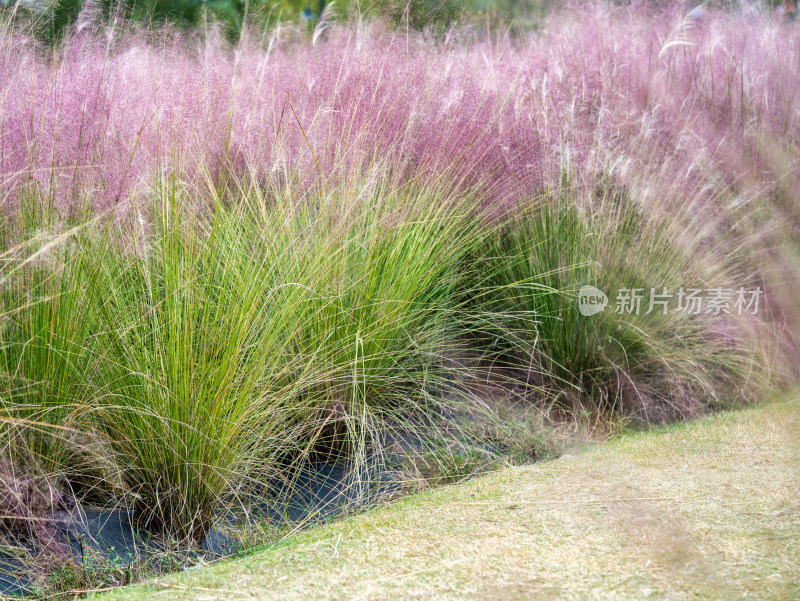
2,0,544,44
0,169,774,555
0,175,484,542
0,202,105,468
38,550,131,596
468,185,763,419
0,169,778,601
415,442,493,486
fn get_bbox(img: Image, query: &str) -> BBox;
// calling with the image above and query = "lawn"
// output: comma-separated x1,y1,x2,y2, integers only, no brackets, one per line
93,394,800,601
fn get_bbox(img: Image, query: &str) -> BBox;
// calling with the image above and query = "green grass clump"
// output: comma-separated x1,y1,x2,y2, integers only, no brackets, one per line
259,182,480,435
0,204,108,474
0,168,782,594
27,175,482,542
468,187,770,421
83,189,294,541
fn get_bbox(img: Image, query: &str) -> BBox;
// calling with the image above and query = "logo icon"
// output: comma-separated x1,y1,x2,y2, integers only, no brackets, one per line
578,285,608,316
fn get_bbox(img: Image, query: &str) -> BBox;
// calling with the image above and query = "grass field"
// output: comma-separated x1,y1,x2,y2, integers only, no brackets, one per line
91,395,800,601
0,1,798,596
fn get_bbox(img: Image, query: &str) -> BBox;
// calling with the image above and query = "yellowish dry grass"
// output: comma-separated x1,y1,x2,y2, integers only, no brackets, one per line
94,395,800,601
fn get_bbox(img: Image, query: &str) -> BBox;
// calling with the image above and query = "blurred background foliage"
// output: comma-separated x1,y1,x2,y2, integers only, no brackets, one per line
1,0,555,43
2,1,794,47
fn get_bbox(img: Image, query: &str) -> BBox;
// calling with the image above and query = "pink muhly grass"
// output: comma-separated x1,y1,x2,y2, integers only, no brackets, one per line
0,3,796,218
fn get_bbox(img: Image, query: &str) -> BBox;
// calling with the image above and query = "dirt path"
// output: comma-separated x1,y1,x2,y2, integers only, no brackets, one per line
95,396,800,601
